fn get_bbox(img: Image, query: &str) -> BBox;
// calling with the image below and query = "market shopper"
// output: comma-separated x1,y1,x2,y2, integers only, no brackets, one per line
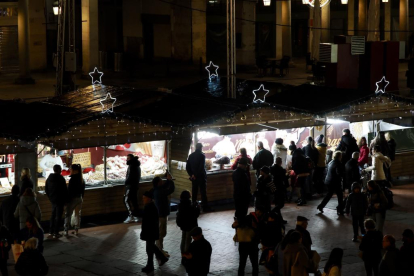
399,229,414,275
317,151,344,215
232,158,252,221
384,132,396,184
295,216,313,257
231,148,253,185
255,166,275,212
315,134,327,195
358,137,369,168
182,227,212,276
45,165,68,238
345,183,367,242
379,235,399,276
283,231,313,276
0,185,20,239
19,168,34,197
252,141,273,178
15,238,49,276
292,148,310,206
64,164,85,236
359,219,383,276
176,190,200,263
335,129,359,166
140,190,168,273
152,173,175,254
323,248,343,276
18,217,44,254
344,152,361,192
363,146,391,187
124,153,141,223
303,136,319,196
14,188,41,230
270,157,288,223
366,180,388,234
186,143,213,212
0,225,12,276
271,138,287,168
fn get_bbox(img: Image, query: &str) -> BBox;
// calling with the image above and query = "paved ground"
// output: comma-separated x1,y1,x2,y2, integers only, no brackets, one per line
4,181,414,276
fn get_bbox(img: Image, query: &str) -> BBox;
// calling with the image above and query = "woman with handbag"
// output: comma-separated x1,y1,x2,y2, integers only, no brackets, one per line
322,248,343,276
283,231,313,276
64,164,85,236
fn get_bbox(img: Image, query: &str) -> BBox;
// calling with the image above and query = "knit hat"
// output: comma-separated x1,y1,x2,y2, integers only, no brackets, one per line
316,134,324,144
275,138,284,145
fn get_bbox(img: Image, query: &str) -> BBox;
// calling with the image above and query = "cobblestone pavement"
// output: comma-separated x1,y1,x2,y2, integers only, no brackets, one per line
5,182,414,276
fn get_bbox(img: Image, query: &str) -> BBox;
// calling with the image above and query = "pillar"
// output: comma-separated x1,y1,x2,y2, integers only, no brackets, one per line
358,0,367,37
308,7,314,54
321,2,330,42
282,0,292,57
192,0,207,63
384,1,391,41
348,0,355,35
275,0,283,59
82,0,99,75
16,0,34,84
237,0,255,66
400,0,409,42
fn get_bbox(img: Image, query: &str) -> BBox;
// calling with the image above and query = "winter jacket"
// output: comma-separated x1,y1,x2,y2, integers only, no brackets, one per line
316,143,327,168
153,180,175,217
295,225,312,257
45,173,67,204
125,156,141,186
283,243,312,276
399,241,414,275
370,135,390,157
303,144,319,168
358,145,369,167
18,227,44,253
67,173,85,202
322,266,341,276
270,164,288,205
272,144,288,168
19,178,34,197
292,149,309,175
140,201,159,241
336,134,359,163
233,212,261,244
345,186,368,216
359,230,383,262
368,187,388,216
231,155,252,184
14,196,41,230
255,175,274,211
0,194,20,235
232,167,251,202
186,236,212,275
387,139,396,161
15,249,49,276
344,158,360,189
176,200,200,231
325,160,343,187
186,150,207,179
379,247,399,276
365,152,391,181
0,226,12,261
253,148,274,176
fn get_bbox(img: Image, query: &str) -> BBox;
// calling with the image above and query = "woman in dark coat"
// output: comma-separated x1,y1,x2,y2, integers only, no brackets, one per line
317,151,344,215
140,190,168,273
19,168,34,197
15,238,48,276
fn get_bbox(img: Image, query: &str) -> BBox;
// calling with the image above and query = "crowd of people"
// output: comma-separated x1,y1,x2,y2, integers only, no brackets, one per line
0,129,412,276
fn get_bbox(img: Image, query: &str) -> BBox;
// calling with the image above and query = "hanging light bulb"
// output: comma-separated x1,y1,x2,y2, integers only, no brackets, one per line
341,0,348,4
263,0,271,6
382,0,388,2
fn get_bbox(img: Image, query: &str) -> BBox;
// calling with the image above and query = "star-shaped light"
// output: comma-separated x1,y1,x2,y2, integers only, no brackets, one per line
375,76,390,94
89,67,104,85
252,84,269,103
100,93,116,113
205,61,219,80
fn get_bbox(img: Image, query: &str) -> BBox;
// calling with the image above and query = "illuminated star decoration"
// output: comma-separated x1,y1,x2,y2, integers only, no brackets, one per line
252,84,269,103
375,76,390,95
205,61,219,80
100,93,116,113
89,67,104,85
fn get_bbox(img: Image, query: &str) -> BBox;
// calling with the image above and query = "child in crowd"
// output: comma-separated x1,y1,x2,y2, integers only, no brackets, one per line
345,182,368,242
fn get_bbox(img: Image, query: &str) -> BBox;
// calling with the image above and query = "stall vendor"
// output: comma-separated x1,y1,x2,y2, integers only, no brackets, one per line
39,149,64,178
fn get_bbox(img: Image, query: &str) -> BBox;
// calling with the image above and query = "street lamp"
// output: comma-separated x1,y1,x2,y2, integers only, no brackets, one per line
53,1,61,15
263,0,271,6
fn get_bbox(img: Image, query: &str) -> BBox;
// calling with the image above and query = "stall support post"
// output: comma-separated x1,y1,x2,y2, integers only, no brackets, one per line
103,146,108,186
15,151,38,192
194,131,198,152
167,140,171,171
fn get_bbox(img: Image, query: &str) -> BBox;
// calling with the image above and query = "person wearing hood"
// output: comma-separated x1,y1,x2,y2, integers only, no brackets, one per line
19,168,34,197
45,165,68,238
363,145,391,186
315,135,327,195
379,235,399,276
0,185,20,239
345,182,367,242
272,138,287,168
14,188,41,230
152,172,175,254
124,154,141,223
366,181,388,234
64,164,85,236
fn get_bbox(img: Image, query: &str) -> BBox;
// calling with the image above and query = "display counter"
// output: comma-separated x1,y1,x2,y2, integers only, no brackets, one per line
390,152,414,178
